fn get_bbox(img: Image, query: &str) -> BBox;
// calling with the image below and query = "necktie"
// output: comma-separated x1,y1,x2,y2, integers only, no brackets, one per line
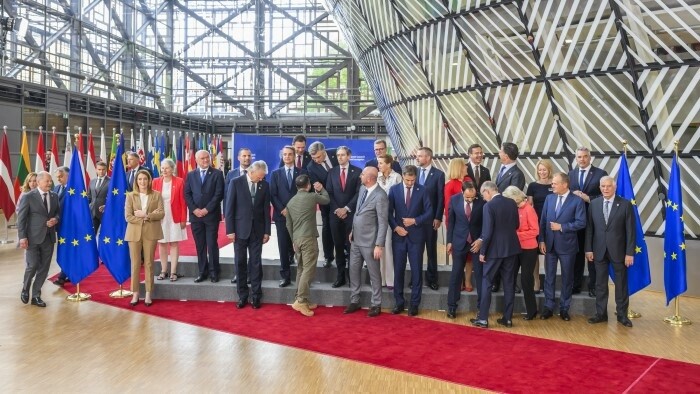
129,170,135,186
58,185,64,196
420,168,426,185
405,187,411,207
250,182,256,203
296,155,302,169
243,169,247,175
96,178,102,189
579,170,585,189
555,195,563,215
465,202,472,242
604,200,610,225
43,192,49,213
287,168,293,190
322,161,330,171
359,189,368,209
340,167,346,191
498,166,506,182
200,170,206,183
474,165,480,186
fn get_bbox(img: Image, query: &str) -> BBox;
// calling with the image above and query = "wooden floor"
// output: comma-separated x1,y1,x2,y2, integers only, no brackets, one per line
2,230,698,393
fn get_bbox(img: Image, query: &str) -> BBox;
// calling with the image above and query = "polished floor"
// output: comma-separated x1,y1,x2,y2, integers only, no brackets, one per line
2,226,698,393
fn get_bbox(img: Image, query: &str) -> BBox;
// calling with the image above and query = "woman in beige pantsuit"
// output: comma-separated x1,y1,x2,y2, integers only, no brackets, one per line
125,170,164,306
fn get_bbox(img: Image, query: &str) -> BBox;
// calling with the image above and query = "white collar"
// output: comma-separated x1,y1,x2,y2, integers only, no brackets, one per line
579,165,592,172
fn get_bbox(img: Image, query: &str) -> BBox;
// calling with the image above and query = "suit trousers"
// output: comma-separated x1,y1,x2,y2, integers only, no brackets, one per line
472,253,484,310
235,228,264,302
392,236,424,307
447,248,476,310
594,252,629,317
275,220,294,281
478,256,516,321
349,243,382,307
294,237,319,304
329,214,352,280
423,225,438,284
517,248,539,317
544,251,576,312
319,205,334,261
129,239,157,293
23,237,54,298
191,219,220,277
92,217,102,235
573,229,596,291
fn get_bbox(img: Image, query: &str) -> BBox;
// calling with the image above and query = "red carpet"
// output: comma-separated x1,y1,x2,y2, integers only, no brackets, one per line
60,266,700,393
156,222,232,258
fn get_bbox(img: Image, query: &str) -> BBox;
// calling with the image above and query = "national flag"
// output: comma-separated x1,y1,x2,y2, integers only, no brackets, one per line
130,129,135,152
99,128,106,163
86,129,97,185
35,127,46,173
216,135,224,170
75,129,87,189
56,144,99,284
13,128,31,201
171,131,177,161
63,127,72,168
137,128,146,166
176,132,185,177
146,130,154,172
49,128,59,183
99,133,131,285
0,129,15,220
663,153,687,305
186,133,195,172
613,154,651,295
153,131,161,178
108,129,117,176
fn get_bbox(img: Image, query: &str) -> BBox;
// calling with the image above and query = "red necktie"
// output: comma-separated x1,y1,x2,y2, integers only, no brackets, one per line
296,155,302,169
340,167,346,191
465,202,472,243
405,187,411,207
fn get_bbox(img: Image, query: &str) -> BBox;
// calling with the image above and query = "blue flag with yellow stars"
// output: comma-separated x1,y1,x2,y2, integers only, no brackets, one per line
99,134,131,284
614,154,651,295
57,145,99,283
664,153,687,305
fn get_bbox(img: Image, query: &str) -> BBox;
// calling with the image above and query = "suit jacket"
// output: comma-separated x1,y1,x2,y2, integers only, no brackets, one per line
351,185,389,248
466,163,491,192
286,188,330,241
446,194,484,253
568,165,608,205
17,189,60,245
152,176,187,223
325,164,362,213
124,191,165,242
479,194,521,258
88,176,110,220
365,158,402,175
585,196,636,263
418,166,445,221
225,166,247,187
306,149,338,188
279,151,312,169
224,175,271,239
184,166,225,223
270,166,305,222
539,192,587,253
495,164,526,192
54,184,67,207
387,183,433,244
126,165,152,191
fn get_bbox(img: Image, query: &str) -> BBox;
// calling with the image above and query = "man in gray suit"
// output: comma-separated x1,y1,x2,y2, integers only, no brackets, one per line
285,174,330,317
344,167,389,317
18,171,60,307
88,161,110,233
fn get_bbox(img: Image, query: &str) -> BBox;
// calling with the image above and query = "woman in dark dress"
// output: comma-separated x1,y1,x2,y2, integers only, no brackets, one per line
525,159,553,293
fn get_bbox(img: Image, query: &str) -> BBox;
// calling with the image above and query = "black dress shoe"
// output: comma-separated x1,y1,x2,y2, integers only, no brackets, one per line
391,305,405,314
470,318,488,328
31,297,46,307
540,309,553,319
279,279,291,288
194,274,208,283
21,290,29,304
588,315,608,324
408,306,418,316
428,282,439,291
572,287,582,295
588,289,596,298
617,317,633,327
323,259,333,268
231,275,237,284
447,309,456,319
523,312,538,320
515,285,522,294
331,277,346,288
367,306,381,317
344,303,361,314
251,300,261,309
210,276,219,283
491,285,500,293
497,318,513,328
236,299,248,309
53,278,65,286
560,311,571,321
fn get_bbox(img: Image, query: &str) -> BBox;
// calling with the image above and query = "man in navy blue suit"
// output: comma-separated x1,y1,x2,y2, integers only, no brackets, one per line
470,181,521,328
125,152,151,192
495,142,525,192
184,150,225,283
52,166,70,286
365,139,402,175
279,135,312,170
539,172,586,321
446,181,484,319
325,146,362,288
270,146,304,288
568,146,607,297
307,141,338,269
225,147,253,284
415,147,445,290
225,160,271,310
388,165,432,317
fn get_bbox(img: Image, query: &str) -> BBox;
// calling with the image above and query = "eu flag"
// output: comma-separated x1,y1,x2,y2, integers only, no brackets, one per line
613,154,651,295
57,145,99,283
99,134,131,284
664,153,687,305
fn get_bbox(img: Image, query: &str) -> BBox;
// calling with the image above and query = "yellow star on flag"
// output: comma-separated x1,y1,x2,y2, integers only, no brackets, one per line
630,199,636,205
665,200,672,207
72,239,79,246
59,237,66,244
112,188,119,195
103,237,110,244
84,234,92,241
635,246,642,254
68,188,75,195
81,190,88,198
117,239,124,246
672,203,678,211
671,252,677,260
680,243,686,251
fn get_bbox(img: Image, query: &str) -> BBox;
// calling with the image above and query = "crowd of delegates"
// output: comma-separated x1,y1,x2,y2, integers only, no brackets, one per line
16,135,636,329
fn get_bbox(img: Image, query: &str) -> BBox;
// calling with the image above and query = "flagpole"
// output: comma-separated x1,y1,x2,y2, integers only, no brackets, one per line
619,140,642,319
0,214,12,244
664,140,691,326
109,284,133,298
66,283,92,302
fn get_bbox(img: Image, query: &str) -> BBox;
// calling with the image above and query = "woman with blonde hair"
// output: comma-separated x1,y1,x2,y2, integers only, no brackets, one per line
526,159,554,293
443,157,474,291
152,158,187,281
17,172,38,208
377,154,402,289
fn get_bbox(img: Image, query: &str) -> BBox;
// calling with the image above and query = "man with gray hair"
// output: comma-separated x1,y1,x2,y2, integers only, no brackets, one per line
125,151,151,192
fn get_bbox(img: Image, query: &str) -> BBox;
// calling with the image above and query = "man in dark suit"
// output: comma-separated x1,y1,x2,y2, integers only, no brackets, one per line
225,160,272,309
307,141,338,268
18,171,60,307
88,161,109,232
466,143,491,192
388,165,433,317
446,181,484,319
365,139,402,175
539,172,587,321
415,146,445,290
270,146,304,287
470,181,521,328
279,134,312,170
495,142,525,192
184,149,225,283
585,176,635,327
325,145,362,287
568,146,608,297
52,166,70,286
225,147,253,284
125,151,151,192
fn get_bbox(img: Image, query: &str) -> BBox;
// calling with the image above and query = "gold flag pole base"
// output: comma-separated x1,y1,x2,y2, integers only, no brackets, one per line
664,297,692,326
66,283,91,302
628,310,642,319
109,285,133,298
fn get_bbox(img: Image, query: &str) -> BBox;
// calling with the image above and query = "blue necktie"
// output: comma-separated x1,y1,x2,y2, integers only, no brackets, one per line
200,170,206,183
359,189,368,209
555,195,563,216
579,170,585,189
498,166,506,182
287,168,293,190
420,168,426,185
